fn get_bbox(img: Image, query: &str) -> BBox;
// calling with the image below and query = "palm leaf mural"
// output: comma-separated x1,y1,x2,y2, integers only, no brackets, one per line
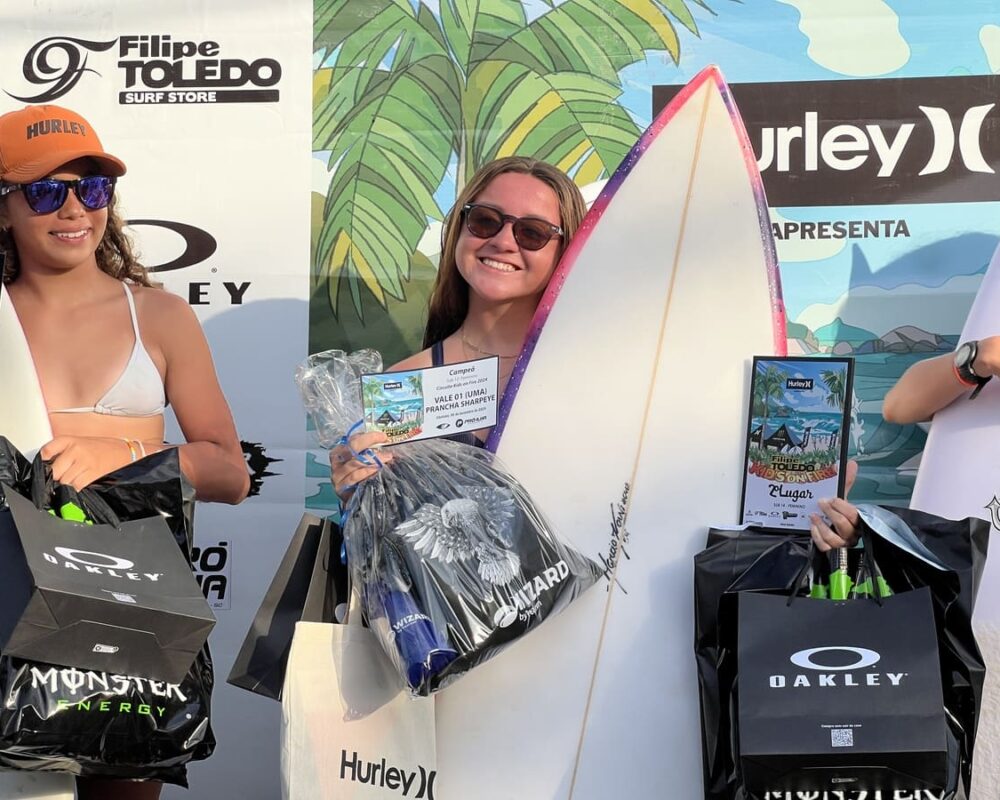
754,364,786,424
820,368,846,411
314,0,724,334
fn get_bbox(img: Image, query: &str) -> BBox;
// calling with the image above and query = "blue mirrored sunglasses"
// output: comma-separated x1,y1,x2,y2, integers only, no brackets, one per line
0,175,116,214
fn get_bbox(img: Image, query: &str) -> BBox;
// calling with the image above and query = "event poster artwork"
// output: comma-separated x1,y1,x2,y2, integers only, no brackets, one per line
362,357,499,443
741,356,854,531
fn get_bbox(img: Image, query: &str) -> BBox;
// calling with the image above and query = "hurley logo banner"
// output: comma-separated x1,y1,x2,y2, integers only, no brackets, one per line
653,74,1000,205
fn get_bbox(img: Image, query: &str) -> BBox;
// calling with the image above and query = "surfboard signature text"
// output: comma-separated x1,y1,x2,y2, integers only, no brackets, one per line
768,484,814,501
600,483,631,594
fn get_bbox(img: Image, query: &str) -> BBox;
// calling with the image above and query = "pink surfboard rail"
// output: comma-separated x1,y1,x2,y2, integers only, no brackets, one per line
486,64,787,451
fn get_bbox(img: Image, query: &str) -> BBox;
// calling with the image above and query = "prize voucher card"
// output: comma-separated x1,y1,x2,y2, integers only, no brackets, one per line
361,357,499,443
740,356,854,531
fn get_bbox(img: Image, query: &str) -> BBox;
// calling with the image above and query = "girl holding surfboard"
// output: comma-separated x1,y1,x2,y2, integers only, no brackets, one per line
330,156,586,494
0,104,248,799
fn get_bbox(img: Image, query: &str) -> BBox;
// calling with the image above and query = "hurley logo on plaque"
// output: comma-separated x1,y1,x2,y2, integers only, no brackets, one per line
740,356,854,531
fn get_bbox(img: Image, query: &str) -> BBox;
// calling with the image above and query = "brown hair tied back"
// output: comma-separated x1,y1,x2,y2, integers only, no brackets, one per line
422,156,587,349
0,193,151,287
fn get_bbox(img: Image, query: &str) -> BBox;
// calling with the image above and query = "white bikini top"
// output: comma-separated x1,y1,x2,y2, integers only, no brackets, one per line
50,283,166,418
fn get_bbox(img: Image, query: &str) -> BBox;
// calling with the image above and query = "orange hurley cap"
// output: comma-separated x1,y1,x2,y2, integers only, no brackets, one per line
0,104,126,183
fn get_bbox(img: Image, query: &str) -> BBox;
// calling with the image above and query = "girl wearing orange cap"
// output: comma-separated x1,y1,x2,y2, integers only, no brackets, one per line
0,104,248,799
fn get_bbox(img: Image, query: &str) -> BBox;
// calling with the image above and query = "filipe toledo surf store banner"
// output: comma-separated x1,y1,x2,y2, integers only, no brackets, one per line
0,1,312,798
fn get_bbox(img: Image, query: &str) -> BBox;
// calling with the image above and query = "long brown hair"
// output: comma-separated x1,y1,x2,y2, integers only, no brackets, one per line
422,156,587,348
0,190,150,286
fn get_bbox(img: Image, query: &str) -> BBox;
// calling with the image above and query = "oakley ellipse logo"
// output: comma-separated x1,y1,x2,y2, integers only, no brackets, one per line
53,547,135,571
7,36,116,102
126,219,217,273
789,646,881,671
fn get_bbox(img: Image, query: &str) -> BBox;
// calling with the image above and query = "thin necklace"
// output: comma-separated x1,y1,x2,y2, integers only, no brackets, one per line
460,328,519,359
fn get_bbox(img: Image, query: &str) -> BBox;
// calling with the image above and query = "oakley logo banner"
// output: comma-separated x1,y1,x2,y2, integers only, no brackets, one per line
790,646,881,671
128,219,218,273
769,646,905,688
652,74,1000,204
42,547,163,582
52,548,135,571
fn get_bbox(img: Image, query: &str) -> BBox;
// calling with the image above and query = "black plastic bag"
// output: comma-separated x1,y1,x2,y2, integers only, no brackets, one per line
228,513,347,700
693,506,988,800
0,436,195,556
0,437,213,786
346,439,603,696
295,350,603,697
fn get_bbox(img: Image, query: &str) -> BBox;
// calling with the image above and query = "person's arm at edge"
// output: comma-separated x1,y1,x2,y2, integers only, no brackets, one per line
882,351,976,425
146,292,249,504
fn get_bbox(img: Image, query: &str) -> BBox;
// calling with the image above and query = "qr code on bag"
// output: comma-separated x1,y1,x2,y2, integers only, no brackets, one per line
831,728,854,748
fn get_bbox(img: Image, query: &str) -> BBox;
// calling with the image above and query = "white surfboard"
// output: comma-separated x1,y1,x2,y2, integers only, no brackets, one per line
435,66,786,799
910,242,1000,799
0,284,52,458
0,291,70,796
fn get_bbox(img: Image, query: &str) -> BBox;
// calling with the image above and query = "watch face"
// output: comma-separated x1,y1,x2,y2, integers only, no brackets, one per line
956,342,974,368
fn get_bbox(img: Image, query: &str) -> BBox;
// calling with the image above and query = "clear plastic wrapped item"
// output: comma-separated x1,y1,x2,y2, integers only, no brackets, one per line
295,348,382,448
296,350,603,696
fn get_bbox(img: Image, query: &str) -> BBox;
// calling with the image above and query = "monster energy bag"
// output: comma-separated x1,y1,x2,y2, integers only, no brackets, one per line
297,350,603,696
0,437,214,786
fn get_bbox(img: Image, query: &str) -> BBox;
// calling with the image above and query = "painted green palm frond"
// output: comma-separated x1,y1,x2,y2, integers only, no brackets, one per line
469,64,640,183
438,0,527,74
315,1,448,75
483,0,712,83
821,369,846,410
315,0,416,58
315,55,460,318
661,0,701,33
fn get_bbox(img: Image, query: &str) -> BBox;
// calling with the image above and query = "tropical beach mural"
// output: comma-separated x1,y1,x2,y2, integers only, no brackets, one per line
363,369,426,441
310,1,1000,511
747,358,850,483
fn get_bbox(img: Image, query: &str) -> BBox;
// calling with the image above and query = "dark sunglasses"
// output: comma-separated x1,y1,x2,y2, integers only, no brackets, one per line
0,175,117,214
462,203,562,251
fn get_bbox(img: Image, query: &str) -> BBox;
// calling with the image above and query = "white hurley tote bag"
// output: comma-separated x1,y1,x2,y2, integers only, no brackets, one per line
0,772,75,800
281,618,437,800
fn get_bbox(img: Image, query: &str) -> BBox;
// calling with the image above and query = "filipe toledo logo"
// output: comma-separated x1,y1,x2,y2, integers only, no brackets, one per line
340,750,435,799
769,646,907,689
9,34,282,105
